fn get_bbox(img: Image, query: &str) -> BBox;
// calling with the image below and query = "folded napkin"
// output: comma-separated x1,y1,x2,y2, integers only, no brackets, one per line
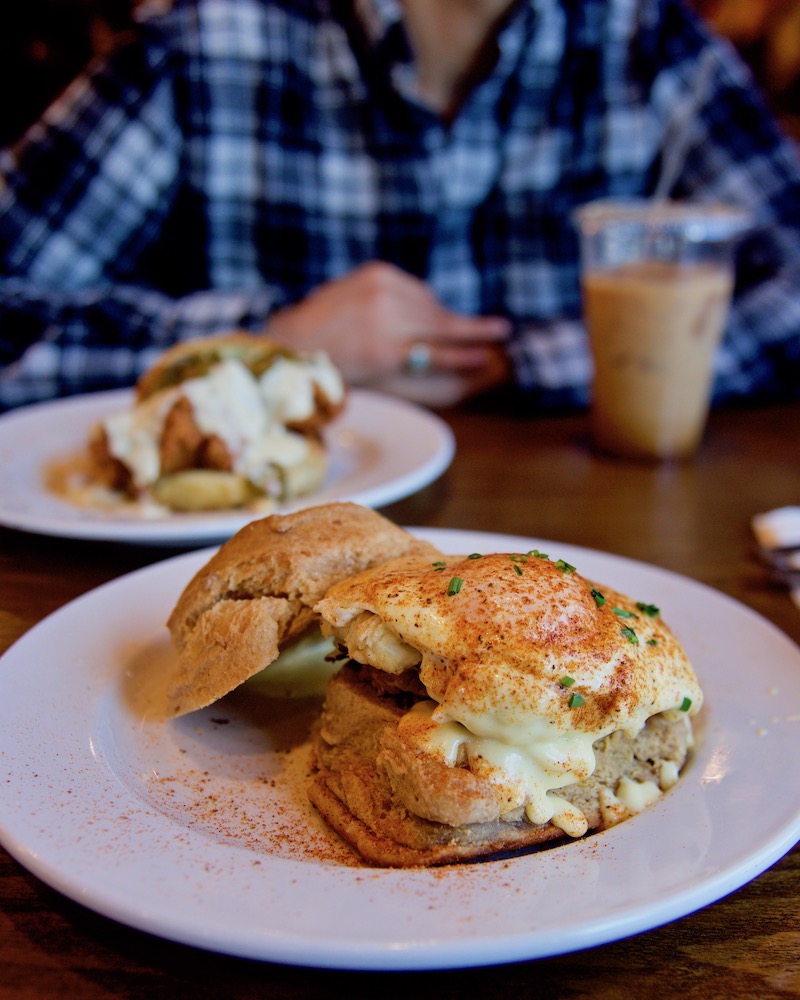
751,505,800,609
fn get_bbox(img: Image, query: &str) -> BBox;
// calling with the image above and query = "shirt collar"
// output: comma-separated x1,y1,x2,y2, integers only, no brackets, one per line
352,0,541,56
350,0,542,110
352,0,404,51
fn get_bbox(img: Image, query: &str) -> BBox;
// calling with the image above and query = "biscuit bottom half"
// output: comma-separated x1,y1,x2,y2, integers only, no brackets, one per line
308,663,695,867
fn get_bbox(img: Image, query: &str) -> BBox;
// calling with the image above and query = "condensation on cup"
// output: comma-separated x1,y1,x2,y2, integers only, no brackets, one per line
573,199,750,461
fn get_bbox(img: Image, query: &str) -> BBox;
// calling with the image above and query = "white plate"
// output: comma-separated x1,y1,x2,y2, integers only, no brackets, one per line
0,389,454,546
1,528,799,971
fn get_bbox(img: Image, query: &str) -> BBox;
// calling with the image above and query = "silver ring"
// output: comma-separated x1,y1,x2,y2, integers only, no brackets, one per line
404,341,433,375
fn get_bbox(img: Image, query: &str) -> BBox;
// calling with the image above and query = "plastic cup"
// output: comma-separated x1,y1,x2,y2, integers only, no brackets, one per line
574,199,750,460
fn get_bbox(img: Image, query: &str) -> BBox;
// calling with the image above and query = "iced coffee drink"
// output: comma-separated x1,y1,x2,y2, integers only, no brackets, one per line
574,199,749,460
583,261,733,459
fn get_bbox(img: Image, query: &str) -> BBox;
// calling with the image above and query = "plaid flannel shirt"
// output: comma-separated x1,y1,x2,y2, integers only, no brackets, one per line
1,0,800,410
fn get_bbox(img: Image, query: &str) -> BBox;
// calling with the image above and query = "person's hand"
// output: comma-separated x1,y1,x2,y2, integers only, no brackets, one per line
265,262,512,406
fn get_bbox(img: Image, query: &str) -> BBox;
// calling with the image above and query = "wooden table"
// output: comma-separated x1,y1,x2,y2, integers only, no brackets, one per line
1,398,799,998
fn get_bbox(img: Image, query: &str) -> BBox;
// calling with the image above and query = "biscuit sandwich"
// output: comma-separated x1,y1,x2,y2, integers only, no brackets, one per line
163,502,703,868
310,547,703,866
88,331,346,511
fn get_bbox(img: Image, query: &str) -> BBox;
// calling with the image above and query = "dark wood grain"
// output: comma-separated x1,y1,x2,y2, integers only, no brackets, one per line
1,397,799,999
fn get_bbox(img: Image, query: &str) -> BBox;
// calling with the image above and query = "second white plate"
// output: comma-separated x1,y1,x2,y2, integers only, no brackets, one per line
0,388,455,546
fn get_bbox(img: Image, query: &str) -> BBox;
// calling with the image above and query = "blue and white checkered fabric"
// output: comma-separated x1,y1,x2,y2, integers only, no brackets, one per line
1,0,799,409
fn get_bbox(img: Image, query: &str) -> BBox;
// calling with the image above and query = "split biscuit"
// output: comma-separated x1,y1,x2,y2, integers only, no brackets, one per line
164,502,442,716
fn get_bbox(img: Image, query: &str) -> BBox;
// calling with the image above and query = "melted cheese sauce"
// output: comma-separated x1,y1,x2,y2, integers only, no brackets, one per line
400,700,596,835
102,355,344,491
259,355,344,424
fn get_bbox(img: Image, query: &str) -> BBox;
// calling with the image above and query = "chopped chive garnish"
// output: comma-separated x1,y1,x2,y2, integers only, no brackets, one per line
679,697,692,712
636,602,660,617
468,552,482,560
447,576,463,596
509,553,527,562
613,607,638,619
528,549,549,559
621,626,639,645
647,638,659,646
556,559,576,574
432,561,447,570
591,587,606,607
559,676,575,688
568,692,585,709
513,563,523,576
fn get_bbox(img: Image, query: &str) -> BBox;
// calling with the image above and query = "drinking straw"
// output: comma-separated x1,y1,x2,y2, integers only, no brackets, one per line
652,46,718,200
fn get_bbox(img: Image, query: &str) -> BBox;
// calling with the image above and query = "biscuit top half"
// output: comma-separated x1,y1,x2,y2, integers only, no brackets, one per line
162,503,442,717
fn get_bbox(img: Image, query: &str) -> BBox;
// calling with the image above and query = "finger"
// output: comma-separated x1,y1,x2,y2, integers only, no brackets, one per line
406,342,508,374
431,311,512,343
385,348,510,407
